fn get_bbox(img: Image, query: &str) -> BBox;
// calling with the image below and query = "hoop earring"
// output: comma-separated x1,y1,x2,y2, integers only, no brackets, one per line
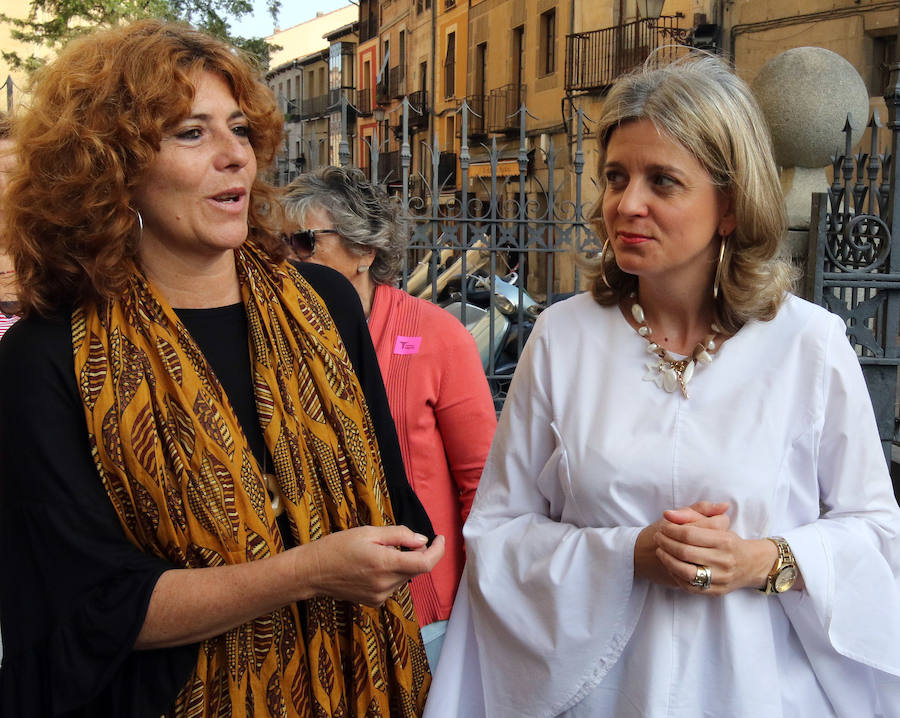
599,239,613,289
713,235,726,300
131,208,144,244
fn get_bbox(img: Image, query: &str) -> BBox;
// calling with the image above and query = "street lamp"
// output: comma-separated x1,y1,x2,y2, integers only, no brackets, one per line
636,0,665,20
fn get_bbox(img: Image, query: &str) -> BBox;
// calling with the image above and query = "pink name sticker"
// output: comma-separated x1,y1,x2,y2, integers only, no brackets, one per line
393,336,422,355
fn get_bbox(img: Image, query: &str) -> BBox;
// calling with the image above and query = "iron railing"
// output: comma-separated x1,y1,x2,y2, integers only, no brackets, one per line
357,88,373,116
344,98,601,407
359,16,377,43
808,106,900,477
408,90,429,129
378,150,401,185
565,16,688,93
376,75,391,105
390,66,406,99
460,94,487,137
487,84,525,134
300,94,329,119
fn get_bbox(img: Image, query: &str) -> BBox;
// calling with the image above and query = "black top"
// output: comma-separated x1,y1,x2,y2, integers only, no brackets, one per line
0,263,432,717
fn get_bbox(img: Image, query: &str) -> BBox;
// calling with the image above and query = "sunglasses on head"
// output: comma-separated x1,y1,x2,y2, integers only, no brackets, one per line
281,228,338,255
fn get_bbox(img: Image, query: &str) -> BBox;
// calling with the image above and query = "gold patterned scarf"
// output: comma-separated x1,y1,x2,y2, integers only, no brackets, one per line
72,240,429,717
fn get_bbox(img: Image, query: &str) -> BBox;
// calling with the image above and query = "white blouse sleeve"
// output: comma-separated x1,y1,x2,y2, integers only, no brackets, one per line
458,312,649,717
780,313,900,715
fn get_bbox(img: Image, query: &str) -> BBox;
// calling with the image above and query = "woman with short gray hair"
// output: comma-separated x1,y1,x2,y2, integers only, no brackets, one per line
283,166,497,670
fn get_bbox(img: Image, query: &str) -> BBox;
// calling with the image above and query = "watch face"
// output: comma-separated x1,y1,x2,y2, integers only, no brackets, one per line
774,566,798,593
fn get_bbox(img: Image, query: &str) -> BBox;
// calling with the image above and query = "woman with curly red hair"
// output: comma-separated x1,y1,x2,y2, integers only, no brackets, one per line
0,20,443,717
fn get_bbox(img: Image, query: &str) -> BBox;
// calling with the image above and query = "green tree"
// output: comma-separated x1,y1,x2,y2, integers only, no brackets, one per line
1,0,281,73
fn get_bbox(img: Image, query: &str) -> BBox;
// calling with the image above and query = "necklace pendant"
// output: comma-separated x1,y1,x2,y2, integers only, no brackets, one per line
661,366,679,393
263,471,286,517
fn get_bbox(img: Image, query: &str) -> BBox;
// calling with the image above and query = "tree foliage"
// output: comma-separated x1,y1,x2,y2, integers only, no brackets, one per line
1,0,282,73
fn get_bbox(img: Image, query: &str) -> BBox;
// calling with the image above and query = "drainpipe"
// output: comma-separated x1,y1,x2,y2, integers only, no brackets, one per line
563,0,576,153
431,0,437,150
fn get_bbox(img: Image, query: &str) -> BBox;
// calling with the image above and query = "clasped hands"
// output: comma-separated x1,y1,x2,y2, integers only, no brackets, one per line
634,501,777,596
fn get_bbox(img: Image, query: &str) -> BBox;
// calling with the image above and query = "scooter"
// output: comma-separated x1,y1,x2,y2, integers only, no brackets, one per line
440,270,544,406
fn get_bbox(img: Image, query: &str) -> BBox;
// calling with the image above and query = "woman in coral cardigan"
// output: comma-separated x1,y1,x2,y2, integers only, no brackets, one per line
284,167,497,668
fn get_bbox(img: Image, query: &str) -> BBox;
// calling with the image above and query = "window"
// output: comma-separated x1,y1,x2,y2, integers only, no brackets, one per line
399,30,406,76
475,42,487,98
540,9,556,75
444,32,456,99
512,26,524,88
420,60,427,95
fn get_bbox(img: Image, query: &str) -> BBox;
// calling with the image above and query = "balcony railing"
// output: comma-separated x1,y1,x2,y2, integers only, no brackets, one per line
376,75,391,105
357,88,373,116
565,16,688,93
300,93,329,119
408,90,429,129
487,84,525,134
377,149,401,184
360,15,378,43
389,65,406,99
463,94,487,137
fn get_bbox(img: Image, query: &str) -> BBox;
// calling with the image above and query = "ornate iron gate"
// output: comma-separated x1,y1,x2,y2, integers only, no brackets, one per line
807,72,900,491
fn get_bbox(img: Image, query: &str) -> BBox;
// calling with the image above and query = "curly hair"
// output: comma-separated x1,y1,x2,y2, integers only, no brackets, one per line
282,166,408,286
0,112,10,139
585,53,795,334
7,19,287,318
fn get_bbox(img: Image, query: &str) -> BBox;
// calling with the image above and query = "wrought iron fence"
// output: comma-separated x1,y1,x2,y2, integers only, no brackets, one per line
331,95,602,408
808,101,900,476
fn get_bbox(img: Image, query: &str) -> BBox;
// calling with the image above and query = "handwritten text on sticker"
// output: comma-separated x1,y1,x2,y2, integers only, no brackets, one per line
393,336,422,354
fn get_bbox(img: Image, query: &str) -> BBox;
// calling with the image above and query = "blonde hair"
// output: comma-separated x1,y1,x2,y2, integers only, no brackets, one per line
586,53,795,333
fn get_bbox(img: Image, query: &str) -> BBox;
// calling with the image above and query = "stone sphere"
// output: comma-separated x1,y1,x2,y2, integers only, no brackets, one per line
751,47,869,169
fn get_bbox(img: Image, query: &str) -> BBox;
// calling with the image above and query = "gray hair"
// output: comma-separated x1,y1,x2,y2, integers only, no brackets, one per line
282,166,408,285
586,52,795,334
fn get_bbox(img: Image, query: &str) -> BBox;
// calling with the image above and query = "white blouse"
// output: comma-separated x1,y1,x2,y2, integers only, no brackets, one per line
424,293,900,718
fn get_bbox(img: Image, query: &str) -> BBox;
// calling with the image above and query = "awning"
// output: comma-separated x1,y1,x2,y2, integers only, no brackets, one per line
468,159,521,177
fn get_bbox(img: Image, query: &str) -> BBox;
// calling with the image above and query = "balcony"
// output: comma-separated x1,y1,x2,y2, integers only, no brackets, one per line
357,88,373,116
377,150,402,184
300,94,329,119
360,15,378,43
376,75,391,105
408,90,429,130
461,94,487,138
565,16,688,93
389,65,406,99
487,84,525,134
327,88,357,120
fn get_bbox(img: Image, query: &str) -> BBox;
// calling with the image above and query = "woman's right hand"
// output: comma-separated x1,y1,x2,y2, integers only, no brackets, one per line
634,502,730,587
297,526,445,606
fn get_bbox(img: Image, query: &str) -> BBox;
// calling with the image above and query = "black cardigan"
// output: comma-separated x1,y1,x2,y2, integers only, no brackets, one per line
0,262,432,717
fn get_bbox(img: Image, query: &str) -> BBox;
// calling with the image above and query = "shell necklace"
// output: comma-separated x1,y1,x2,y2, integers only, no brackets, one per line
631,297,719,399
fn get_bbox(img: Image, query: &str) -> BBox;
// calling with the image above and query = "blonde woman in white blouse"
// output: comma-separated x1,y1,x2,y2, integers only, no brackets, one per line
424,54,900,718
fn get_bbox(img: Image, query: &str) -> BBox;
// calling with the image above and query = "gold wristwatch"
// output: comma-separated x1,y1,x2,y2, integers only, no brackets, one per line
760,536,797,594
